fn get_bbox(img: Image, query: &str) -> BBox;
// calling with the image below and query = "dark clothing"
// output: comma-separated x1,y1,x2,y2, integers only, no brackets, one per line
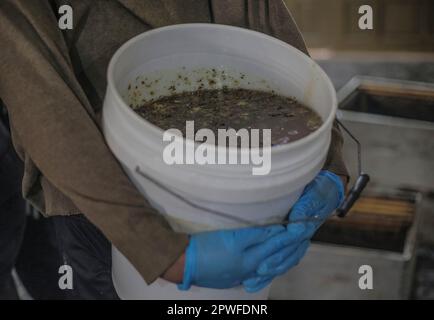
0,194,26,281
0,114,26,299
0,119,22,204
51,215,119,300
0,194,26,298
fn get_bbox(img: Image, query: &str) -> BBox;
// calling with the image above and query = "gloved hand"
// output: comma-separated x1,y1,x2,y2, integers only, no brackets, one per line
243,170,345,292
178,224,305,291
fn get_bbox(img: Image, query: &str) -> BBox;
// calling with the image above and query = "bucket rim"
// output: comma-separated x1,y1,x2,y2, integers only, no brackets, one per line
106,23,337,155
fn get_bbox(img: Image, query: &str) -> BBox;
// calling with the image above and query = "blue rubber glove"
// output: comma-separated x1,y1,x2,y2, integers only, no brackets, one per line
178,224,300,291
243,170,345,292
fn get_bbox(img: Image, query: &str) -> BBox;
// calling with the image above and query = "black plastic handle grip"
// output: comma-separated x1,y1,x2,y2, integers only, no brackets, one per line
336,173,370,218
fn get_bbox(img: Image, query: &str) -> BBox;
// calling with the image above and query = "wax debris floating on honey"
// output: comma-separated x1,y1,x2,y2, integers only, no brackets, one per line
124,67,276,108
134,88,323,147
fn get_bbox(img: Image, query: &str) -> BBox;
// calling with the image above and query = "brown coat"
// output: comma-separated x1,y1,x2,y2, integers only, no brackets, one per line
0,0,348,284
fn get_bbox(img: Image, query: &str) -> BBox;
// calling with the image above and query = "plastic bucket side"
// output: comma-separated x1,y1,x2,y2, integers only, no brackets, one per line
103,24,337,300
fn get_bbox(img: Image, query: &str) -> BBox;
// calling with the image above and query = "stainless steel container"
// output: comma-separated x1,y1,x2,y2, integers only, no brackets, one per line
270,77,434,299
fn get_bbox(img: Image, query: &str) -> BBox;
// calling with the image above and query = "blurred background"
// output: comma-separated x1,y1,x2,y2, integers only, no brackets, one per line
1,0,433,300
269,0,434,299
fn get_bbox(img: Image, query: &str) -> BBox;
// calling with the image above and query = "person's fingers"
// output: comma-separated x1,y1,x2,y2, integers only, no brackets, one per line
234,225,286,248
243,276,274,293
256,243,298,276
288,221,316,240
245,223,306,262
290,200,321,220
289,200,328,230
300,221,320,238
258,240,310,277
256,221,318,276
274,240,310,275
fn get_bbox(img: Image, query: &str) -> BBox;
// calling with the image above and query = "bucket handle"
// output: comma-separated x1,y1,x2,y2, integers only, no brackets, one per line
135,166,325,228
134,120,369,226
335,119,370,217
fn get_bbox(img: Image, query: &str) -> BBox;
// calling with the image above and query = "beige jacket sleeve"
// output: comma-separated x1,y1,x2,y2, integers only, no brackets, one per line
0,0,188,284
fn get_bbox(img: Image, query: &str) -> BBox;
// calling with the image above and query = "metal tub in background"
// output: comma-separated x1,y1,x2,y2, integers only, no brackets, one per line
270,77,434,299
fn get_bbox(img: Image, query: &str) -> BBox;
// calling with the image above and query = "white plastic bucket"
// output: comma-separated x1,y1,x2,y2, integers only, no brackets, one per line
103,24,337,300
